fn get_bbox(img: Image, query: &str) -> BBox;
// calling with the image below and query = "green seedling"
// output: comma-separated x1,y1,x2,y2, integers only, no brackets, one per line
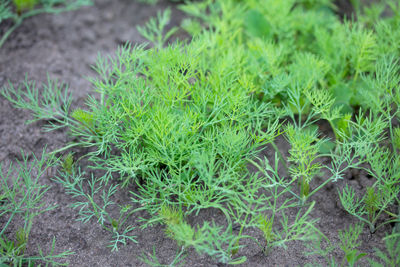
339,178,398,234
54,167,137,251
137,8,178,49
338,134,400,233
257,215,275,253
158,205,194,247
158,205,185,240
71,108,101,137
369,230,400,267
364,187,379,224
304,223,366,267
338,223,367,267
61,156,133,249
0,235,29,266
0,149,73,265
337,129,400,233
0,229,29,266
139,246,187,267
157,205,245,264
337,56,400,233
0,1,13,24
250,156,322,254
286,125,323,202
15,228,27,256
332,113,352,142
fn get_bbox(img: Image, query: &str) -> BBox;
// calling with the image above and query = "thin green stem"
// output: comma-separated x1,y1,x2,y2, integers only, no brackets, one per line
270,141,288,174
233,212,249,255
307,176,334,199
49,143,84,155
0,183,33,236
395,206,400,235
0,18,22,48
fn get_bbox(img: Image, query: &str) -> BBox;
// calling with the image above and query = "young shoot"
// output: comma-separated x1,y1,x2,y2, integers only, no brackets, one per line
0,149,73,265
137,8,178,50
53,164,137,251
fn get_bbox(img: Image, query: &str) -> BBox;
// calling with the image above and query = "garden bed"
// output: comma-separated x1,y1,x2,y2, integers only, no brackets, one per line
0,0,398,266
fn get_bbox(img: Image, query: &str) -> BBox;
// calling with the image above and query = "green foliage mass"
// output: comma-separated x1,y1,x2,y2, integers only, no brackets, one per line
182,0,399,109
2,0,400,265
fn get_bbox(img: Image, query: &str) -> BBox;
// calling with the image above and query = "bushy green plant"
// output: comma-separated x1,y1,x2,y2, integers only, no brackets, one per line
2,0,400,265
179,0,399,112
1,39,321,264
178,0,400,227
337,56,400,233
305,223,367,267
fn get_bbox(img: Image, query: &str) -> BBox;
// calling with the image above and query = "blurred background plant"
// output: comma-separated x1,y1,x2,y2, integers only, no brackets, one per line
0,0,92,48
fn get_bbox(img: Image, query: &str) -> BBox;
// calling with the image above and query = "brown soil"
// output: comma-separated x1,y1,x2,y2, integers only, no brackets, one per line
0,0,391,266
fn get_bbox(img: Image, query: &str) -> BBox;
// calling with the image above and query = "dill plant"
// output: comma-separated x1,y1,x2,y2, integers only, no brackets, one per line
178,0,399,115
54,165,138,251
178,0,400,221
1,31,320,264
2,0,400,264
304,223,367,267
369,230,400,267
0,149,73,265
336,56,400,233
